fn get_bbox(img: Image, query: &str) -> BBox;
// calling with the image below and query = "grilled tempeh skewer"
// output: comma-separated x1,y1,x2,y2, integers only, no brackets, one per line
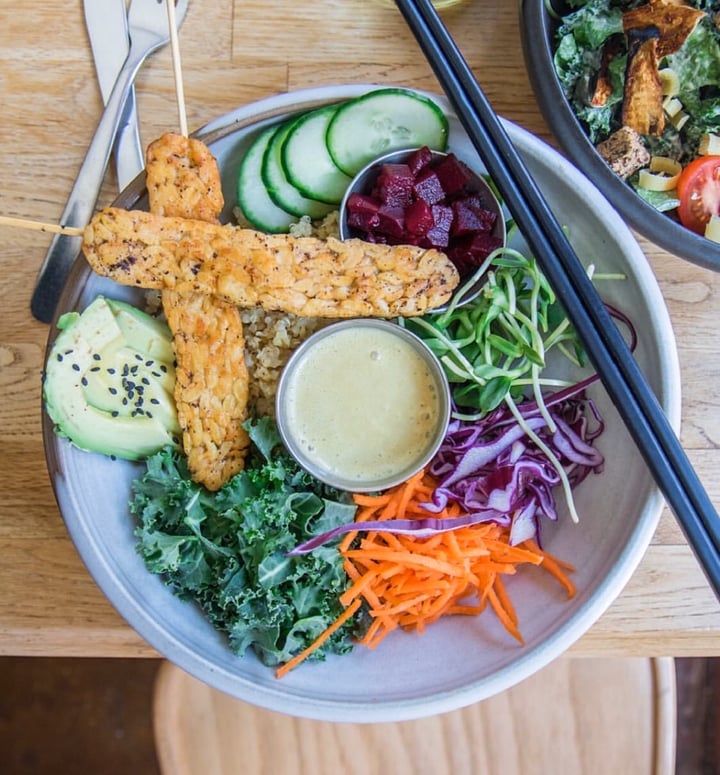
146,133,250,491
82,207,460,318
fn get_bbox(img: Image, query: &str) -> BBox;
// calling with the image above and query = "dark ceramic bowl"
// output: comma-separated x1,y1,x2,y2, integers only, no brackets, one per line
520,0,720,271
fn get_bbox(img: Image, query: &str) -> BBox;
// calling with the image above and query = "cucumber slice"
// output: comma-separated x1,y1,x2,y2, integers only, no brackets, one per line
236,125,299,233
262,120,335,219
326,88,449,176
281,104,353,205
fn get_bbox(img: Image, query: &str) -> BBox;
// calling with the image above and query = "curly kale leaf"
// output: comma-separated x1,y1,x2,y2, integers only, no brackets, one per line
130,418,359,667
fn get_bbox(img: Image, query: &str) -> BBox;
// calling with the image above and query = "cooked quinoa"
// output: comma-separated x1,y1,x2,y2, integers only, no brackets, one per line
241,308,333,417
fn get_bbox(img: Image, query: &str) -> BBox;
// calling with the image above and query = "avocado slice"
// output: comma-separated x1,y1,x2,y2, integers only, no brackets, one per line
43,295,180,460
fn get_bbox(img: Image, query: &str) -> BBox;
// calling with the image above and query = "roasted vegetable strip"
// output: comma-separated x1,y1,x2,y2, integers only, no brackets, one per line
146,133,250,491
622,31,665,136
620,0,706,136
590,34,624,108
622,0,705,58
82,207,460,317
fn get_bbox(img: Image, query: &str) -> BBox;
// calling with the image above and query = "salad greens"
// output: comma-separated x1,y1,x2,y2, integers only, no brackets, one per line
403,248,587,419
131,417,361,667
554,0,720,208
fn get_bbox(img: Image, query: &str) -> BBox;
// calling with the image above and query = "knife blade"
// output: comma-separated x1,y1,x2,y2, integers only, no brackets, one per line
84,0,144,189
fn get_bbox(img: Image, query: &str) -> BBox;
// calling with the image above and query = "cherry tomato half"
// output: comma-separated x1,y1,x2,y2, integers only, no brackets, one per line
676,156,720,235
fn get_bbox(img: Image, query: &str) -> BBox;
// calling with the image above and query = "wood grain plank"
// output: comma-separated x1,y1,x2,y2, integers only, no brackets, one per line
153,656,676,775
0,0,718,659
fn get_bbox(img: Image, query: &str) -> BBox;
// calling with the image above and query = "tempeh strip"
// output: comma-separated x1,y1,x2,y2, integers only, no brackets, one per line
146,133,250,491
161,290,250,490
146,133,224,221
82,207,460,317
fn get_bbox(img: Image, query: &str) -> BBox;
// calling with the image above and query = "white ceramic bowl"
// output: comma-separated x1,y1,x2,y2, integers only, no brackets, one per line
44,84,680,723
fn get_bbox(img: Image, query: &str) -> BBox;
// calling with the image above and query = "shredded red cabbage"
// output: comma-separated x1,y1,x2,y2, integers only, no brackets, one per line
288,381,605,554
424,387,605,545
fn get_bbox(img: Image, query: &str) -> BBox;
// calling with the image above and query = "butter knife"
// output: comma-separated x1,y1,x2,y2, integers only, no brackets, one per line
84,0,145,189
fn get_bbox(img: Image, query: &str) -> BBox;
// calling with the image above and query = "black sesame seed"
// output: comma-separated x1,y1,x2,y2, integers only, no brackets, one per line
107,368,116,375
111,411,119,417
56,353,63,362
150,398,160,405
71,363,80,372
90,366,100,372
81,377,88,386
93,353,101,361
109,387,118,395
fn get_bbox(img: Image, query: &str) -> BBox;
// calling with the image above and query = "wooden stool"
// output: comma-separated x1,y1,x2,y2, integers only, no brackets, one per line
153,656,676,775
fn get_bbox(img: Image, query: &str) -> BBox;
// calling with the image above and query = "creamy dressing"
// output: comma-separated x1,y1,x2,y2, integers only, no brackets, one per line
281,324,443,485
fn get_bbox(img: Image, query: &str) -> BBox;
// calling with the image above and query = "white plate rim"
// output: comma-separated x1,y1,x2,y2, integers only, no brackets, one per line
43,83,681,723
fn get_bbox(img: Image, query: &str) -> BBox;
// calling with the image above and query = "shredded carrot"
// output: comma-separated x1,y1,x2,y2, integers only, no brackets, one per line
275,598,362,680
275,470,578,678
338,471,577,650
523,539,577,598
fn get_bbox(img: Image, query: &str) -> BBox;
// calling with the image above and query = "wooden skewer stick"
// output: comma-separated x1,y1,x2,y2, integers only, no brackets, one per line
0,215,84,237
166,0,188,138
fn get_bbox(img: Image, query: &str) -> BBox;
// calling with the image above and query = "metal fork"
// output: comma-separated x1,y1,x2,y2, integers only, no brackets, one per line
31,0,190,324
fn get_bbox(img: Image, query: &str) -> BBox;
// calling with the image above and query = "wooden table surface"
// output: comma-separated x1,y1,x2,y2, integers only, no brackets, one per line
1,0,719,659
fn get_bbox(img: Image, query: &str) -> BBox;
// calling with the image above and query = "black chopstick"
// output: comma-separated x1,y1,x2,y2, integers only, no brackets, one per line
395,0,720,597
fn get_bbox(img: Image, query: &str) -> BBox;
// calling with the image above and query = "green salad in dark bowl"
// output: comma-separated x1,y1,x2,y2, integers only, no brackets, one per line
520,0,720,271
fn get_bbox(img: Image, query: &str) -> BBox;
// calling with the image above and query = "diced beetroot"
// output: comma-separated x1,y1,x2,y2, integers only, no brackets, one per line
406,146,434,177
433,154,473,196
346,192,380,217
457,193,484,210
451,198,498,236
457,194,498,232
423,204,453,248
348,210,381,232
405,199,434,236
413,168,446,205
374,163,414,208
346,192,382,233
376,204,406,238
448,231,504,270
345,148,503,284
